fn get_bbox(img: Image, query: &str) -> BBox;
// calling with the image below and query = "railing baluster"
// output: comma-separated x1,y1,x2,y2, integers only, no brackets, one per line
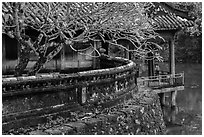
182,72,185,85
138,72,184,89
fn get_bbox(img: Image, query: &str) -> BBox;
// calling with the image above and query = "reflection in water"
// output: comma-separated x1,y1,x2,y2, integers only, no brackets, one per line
165,63,202,135
176,63,202,114
139,62,202,134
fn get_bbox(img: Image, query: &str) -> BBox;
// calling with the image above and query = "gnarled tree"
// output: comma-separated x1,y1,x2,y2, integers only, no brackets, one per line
2,2,164,76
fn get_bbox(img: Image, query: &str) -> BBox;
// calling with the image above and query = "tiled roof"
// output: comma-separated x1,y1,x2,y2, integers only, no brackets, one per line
3,2,196,34
145,2,195,31
151,14,194,30
2,2,89,33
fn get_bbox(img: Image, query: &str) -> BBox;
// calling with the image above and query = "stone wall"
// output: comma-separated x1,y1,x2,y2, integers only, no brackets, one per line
2,57,166,135
2,57,137,132
8,89,166,135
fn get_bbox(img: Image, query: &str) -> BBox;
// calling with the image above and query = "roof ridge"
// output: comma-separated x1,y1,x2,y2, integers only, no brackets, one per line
162,2,189,13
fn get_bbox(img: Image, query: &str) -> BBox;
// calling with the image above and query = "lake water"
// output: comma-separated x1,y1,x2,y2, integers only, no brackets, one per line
151,62,202,112
166,63,202,135
176,63,202,114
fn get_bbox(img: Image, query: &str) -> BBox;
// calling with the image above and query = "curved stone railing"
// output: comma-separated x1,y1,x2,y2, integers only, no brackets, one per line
2,57,139,132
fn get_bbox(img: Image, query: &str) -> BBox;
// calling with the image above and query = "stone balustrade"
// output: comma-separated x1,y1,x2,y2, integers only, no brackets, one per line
2,57,139,132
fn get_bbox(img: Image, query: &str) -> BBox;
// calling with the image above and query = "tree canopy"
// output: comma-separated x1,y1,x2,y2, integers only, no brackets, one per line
2,2,168,76
173,2,202,36
172,2,202,63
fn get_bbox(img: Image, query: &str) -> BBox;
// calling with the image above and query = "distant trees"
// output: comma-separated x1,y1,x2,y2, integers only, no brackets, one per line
174,2,202,63
174,2,202,36
175,30,202,63
2,2,163,76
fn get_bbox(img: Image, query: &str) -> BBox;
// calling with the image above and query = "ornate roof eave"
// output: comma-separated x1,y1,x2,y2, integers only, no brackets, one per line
152,2,196,21
146,2,195,31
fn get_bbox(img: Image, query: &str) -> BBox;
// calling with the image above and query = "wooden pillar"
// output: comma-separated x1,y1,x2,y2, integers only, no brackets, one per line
61,44,65,70
93,41,97,69
129,52,132,60
102,42,109,55
158,48,165,107
2,35,6,61
169,38,175,75
169,38,177,107
93,41,100,69
147,52,154,76
158,93,166,108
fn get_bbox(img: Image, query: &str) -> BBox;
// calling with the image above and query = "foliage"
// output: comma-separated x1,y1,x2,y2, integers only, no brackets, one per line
157,30,202,64
172,2,202,36
175,30,202,63
2,2,163,75
173,3,202,63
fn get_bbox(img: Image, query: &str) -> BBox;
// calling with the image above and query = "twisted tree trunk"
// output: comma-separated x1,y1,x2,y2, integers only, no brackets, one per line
13,3,31,77
14,44,30,76
28,43,63,75
28,56,47,76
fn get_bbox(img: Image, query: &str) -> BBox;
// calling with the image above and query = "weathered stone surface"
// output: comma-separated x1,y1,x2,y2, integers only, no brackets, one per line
56,126,75,135
44,128,62,135
94,90,166,135
82,118,102,127
80,118,104,134
105,114,118,123
29,130,48,135
6,88,166,135
77,89,165,135
3,57,138,132
64,122,86,134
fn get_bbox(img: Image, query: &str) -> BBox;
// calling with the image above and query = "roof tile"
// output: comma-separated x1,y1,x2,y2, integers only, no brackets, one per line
146,2,195,31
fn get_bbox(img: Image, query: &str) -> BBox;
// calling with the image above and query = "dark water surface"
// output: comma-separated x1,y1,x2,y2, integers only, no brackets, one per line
166,63,202,135
176,63,202,114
